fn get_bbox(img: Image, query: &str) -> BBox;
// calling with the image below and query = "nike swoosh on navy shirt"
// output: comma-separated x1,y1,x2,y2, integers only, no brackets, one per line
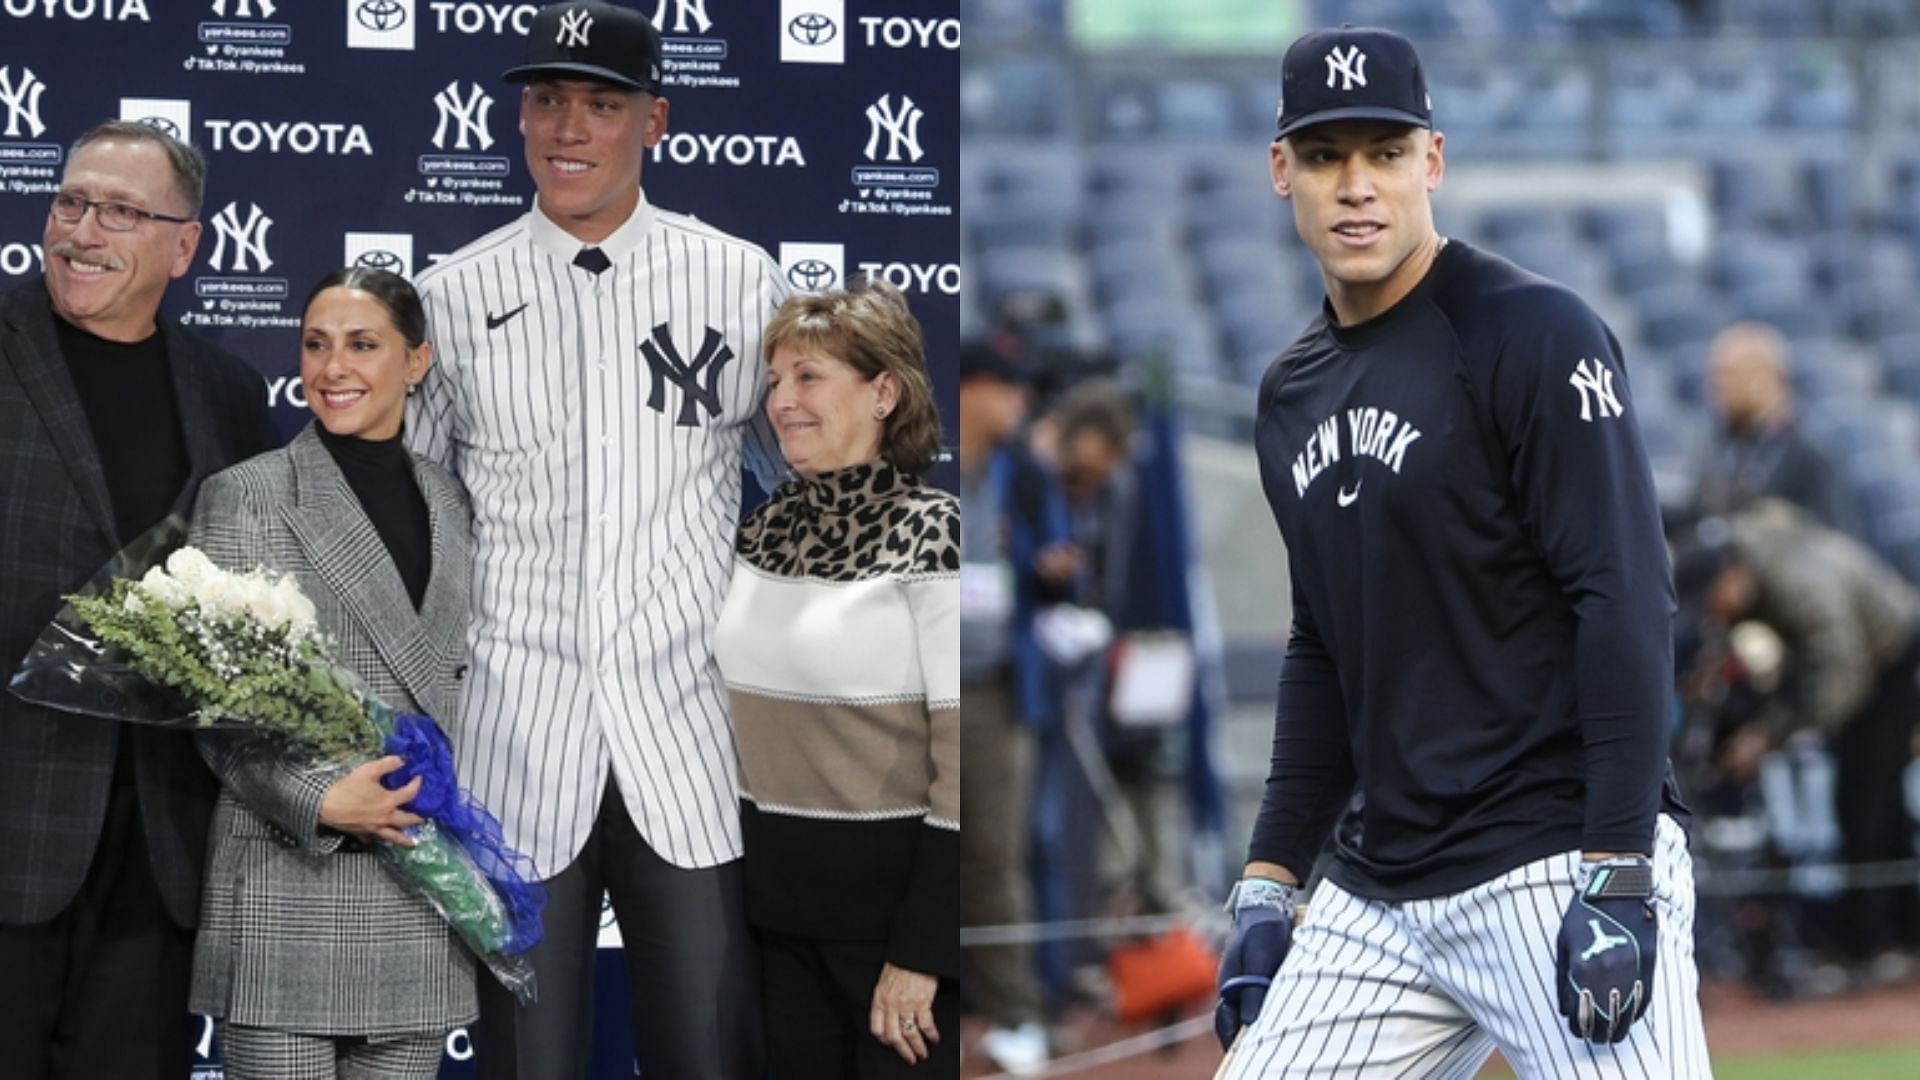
486,303,529,330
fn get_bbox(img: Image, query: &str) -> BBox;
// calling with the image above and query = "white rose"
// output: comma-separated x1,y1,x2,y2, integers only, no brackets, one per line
243,578,292,629
271,577,318,632
165,546,218,589
191,574,247,620
138,566,189,609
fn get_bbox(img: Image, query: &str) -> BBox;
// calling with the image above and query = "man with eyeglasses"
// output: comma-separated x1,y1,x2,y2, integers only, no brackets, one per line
0,119,274,1080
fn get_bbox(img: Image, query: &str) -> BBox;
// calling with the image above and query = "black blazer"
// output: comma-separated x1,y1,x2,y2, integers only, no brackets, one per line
0,278,275,928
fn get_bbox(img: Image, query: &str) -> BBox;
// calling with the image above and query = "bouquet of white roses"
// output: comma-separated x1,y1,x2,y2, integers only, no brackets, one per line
9,517,543,1003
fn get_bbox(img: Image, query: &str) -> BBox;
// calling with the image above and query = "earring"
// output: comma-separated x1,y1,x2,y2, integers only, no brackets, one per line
874,407,888,420
406,381,419,396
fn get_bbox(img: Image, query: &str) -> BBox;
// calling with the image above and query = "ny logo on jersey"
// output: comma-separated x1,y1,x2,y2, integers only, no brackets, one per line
0,66,47,139
640,324,733,427
557,7,593,47
1580,919,1632,962
1325,45,1367,90
1569,357,1623,422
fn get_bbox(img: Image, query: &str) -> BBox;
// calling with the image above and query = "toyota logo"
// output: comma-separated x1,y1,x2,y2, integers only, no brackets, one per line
137,116,182,138
787,11,836,46
354,249,404,274
786,259,835,291
356,0,407,31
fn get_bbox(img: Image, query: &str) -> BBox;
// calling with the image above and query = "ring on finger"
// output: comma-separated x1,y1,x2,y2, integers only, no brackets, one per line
900,1017,917,1032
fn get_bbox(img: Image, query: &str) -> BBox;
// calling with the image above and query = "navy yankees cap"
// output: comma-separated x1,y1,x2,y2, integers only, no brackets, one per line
1274,25,1432,140
502,1,663,96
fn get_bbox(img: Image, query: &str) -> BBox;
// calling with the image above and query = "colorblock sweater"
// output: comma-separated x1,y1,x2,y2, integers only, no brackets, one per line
716,460,960,977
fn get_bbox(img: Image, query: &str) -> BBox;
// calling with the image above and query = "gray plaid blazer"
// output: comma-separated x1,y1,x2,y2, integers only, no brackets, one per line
186,423,479,1034
0,278,274,928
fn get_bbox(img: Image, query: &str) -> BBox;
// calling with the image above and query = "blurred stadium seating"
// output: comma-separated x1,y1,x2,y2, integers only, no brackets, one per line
964,0,1920,579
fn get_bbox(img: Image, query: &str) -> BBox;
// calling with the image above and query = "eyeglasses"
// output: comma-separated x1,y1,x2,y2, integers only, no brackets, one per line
49,192,193,232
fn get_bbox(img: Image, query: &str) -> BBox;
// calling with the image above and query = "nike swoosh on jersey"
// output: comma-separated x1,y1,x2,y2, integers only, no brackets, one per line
1337,480,1363,507
486,303,529,330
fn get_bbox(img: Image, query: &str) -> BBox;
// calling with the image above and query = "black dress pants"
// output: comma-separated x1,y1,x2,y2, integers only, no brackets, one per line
473,781,764,1079
0,766,195,1080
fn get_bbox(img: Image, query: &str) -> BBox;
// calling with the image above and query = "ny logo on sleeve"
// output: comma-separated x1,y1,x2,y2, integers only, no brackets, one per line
1569,358,1624,422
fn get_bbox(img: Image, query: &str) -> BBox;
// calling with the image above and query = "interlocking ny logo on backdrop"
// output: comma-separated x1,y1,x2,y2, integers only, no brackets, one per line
640,324,733,427
209,202,274,273
1325,45,1367,90
433,82,495,151
556,6,593,46
863,94,922,162
0,66,48,139
651,0,712,34
211,0,277,17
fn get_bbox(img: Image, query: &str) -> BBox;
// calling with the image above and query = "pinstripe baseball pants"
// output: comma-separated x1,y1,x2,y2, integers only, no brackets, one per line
1224,816,1710,1079
218,1023,445,1080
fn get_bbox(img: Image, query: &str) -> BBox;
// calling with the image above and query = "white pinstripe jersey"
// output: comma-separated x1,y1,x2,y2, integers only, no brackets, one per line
408,194,789,874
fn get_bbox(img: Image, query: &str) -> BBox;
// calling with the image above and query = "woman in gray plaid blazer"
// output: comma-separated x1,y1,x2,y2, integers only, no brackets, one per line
186,268,477,1079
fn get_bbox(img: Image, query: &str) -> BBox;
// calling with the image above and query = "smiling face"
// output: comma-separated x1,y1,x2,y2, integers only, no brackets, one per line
1271,120,1445,326
43,137,201,342
300,286,431,441
765,344,896,477
520,78,668,243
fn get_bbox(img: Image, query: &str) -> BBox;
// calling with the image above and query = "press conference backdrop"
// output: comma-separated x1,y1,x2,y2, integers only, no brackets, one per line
0,0,958,1075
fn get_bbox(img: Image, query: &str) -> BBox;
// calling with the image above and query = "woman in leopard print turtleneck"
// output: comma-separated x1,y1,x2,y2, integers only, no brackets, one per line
715,280,958,1076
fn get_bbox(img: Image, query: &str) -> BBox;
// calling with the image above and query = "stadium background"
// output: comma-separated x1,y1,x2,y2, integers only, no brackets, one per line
0,0,956,1076
963,0,1920,1076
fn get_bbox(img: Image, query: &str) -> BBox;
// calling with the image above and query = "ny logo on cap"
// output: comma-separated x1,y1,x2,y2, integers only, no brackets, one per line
557,7,594,47
1325,45,1367,90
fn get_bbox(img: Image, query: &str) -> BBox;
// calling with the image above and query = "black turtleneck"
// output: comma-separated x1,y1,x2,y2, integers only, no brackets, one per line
55,315,189,546
316,424,431,609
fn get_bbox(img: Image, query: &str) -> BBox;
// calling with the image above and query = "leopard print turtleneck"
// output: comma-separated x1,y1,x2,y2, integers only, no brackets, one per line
735,459,959,580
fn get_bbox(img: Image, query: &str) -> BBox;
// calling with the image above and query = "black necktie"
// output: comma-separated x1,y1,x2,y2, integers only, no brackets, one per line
574,246,611,275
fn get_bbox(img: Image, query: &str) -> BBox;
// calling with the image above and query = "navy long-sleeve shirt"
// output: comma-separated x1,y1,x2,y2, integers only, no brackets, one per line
1250,239,1685,901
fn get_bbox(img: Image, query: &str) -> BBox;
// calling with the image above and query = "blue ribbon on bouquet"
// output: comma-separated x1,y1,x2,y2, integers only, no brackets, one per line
381,713,547,955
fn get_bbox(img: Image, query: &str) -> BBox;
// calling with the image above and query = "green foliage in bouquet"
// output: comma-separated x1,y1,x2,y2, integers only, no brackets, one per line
69,579,380,762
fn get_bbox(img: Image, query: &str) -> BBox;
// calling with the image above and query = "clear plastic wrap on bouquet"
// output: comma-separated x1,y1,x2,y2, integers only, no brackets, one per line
8,515,544,1003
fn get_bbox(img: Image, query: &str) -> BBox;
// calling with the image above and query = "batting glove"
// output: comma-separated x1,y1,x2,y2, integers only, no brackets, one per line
1214,877,1297,1050
1555,855,1657,1043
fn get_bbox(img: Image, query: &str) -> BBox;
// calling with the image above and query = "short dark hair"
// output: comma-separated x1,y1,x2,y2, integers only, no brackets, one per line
302,267,429,349
70,119,207,217
1053,379,1136,450
764,279,942,477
